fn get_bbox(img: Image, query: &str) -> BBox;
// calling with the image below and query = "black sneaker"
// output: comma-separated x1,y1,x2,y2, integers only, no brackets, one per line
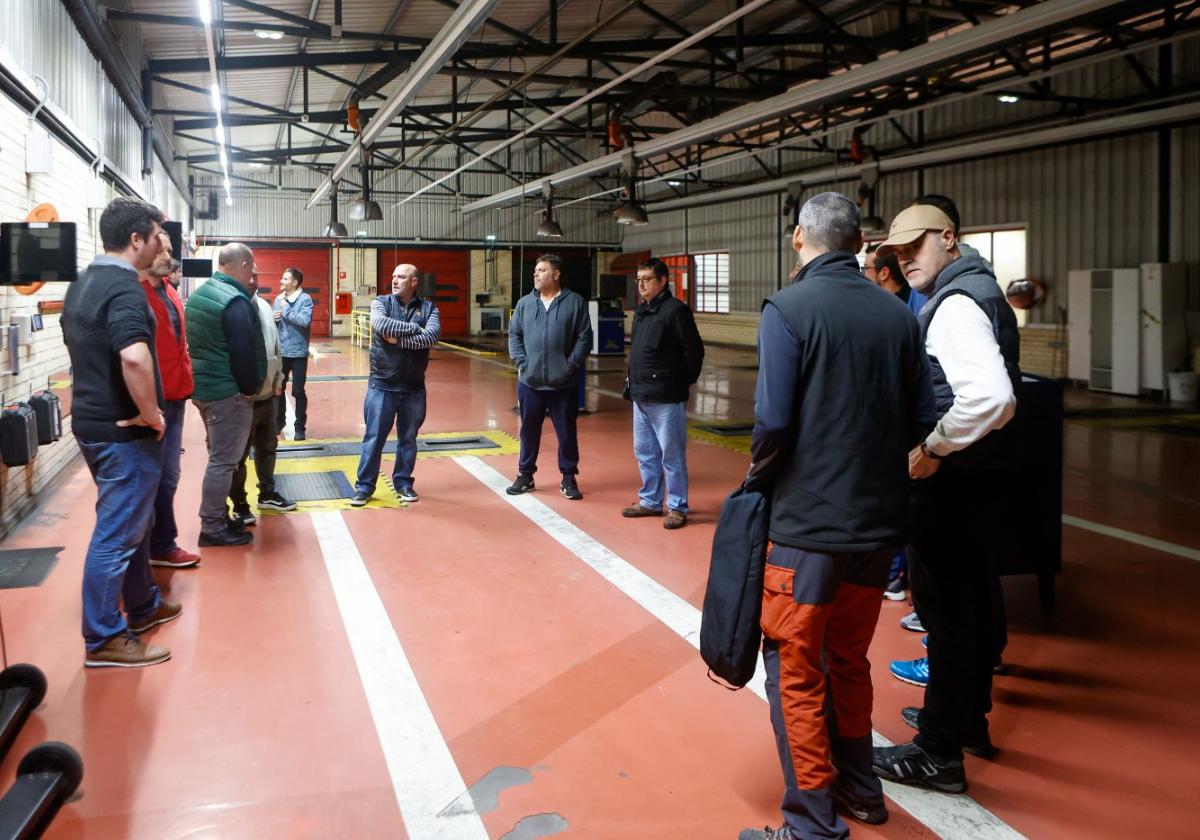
901,707,997,758
226,514,247,532
349,491,370,507
560,475,583,500
506,474,535,495
258,490,297,511
294,431,306,441
231,504,257,527
396,486,419,503
872,741,966,793
198,527,253,547
833,785,887,825
884,575,906,601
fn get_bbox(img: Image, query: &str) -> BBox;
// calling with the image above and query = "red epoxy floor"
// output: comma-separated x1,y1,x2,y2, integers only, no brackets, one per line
1,340,1197,839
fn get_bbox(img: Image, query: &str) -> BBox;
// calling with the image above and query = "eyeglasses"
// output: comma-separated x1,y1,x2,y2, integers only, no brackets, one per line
636,276,660,284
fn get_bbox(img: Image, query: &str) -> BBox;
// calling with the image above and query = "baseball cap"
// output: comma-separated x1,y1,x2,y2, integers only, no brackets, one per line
875,205,956,255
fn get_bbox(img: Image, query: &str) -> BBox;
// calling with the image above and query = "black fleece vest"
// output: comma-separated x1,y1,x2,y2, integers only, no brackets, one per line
917,256,1021,470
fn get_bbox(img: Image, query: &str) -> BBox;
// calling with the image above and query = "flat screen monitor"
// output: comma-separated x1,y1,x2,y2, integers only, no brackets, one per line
181,257,212,278
1,222,77,284
598,274,627,300
162,220,183,260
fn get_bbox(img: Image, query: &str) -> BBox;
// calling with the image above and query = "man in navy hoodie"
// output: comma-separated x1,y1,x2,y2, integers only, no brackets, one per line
506,254,592,500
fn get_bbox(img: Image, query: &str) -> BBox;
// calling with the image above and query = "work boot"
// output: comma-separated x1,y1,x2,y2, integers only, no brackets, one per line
622,503,661,517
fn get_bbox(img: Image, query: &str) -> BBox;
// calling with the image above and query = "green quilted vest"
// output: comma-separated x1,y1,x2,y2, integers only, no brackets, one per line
185,272,267,402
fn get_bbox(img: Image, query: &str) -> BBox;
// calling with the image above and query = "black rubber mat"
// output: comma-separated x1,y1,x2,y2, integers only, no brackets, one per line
696,423,755,436
0,547,62,589
273,436,500,458
273,471,355,502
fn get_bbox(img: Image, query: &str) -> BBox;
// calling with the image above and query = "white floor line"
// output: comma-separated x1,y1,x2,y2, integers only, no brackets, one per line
310,510,489,840
454,455,1026,840
1062,514,1200,563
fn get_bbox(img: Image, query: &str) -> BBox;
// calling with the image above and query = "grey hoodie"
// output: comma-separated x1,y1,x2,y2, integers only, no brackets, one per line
508,288,593,390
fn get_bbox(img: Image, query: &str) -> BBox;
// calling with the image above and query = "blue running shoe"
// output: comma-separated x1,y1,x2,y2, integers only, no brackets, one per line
890,656,929,687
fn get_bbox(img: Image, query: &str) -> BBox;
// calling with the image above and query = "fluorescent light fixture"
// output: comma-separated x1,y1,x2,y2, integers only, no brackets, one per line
484,234,497,241
218,147,228,168
225,195,233,206
997,94,1020,104
210,84,222,112
198,0,211,24
667,180,683,187
356,230,368,237
254,29,284,40
223,176,231,191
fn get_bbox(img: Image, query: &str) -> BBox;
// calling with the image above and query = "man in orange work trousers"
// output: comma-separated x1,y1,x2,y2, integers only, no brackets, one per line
739,193,935,840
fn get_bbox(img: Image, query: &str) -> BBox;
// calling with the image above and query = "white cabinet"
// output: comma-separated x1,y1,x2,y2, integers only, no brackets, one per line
1067,264,1189,395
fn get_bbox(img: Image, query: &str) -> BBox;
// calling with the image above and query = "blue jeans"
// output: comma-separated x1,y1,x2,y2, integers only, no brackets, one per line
632,401,689,513
150,400,186,557
77,437,163,651
355,386,427,494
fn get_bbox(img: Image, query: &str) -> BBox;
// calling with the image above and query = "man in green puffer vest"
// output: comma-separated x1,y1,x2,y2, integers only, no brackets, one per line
185,242,268,547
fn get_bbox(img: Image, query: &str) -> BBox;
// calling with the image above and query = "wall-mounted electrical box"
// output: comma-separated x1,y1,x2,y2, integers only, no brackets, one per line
25,125,54,175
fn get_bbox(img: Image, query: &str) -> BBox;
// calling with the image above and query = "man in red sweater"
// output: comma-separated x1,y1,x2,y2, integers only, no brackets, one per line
141,256,200,569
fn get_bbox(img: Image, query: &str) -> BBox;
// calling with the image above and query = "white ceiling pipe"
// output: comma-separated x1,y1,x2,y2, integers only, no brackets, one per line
461,0,1131,215
391,0,775,208
305,0,505,210
644,99,1200,213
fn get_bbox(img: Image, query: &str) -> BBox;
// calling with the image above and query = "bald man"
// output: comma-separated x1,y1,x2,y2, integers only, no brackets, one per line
350,263,440,505
184,242,268,546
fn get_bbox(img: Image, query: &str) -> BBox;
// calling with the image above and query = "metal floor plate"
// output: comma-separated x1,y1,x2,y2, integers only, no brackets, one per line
273,471,356,502
0,547,62,589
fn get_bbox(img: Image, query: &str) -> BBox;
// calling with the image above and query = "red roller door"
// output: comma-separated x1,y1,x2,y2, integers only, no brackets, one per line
253,247,331,338
376,247,468,338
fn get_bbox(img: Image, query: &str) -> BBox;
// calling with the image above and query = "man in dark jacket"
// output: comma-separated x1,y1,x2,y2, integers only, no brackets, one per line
738,193,934,840
141,254,199,570
350,263,440,506
621,258,704,529
184,242,267,547
871,203,1018,795
506,254,593,500
63,196,180,669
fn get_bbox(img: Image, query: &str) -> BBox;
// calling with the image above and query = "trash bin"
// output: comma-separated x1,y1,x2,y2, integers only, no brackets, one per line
1166,371,1198,404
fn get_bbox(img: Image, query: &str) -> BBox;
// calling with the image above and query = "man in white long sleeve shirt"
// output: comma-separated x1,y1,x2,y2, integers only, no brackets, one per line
350,263,441,506
870,203,1019,795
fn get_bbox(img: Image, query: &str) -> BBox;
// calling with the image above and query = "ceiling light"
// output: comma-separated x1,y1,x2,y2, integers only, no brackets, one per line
218,147,228,168
667,179,683,187
210,84,222,112
536,182,564,238
356,230,368,237
484,234,497,241
615,165,649,226
197,0,211,24
325,181,349,238
223,176,231,191
997,94,1020,104
348,147,383,221
254,30,284,40
225,195,233,206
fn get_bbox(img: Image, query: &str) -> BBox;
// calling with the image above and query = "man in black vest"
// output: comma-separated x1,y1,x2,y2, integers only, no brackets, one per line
871,204,1019,794
350,263,441,506
739,193,934,840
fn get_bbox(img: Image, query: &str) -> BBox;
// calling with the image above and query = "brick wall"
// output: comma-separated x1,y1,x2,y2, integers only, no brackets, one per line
1019,323,1069,379
0,92,111,536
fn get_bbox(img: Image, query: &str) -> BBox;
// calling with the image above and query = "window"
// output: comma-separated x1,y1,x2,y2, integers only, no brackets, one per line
661,254,689,302
959,228,1029,326
693,252,729,314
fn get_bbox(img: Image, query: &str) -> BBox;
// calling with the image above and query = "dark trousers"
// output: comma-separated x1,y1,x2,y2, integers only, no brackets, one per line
278,356,309,433
150,399,186,558
909,466,1000,761
231,396,279,506
517,381,579,477
761,544,892,840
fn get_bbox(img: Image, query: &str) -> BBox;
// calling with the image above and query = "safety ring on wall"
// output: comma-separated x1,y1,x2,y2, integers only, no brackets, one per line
13,203,60,295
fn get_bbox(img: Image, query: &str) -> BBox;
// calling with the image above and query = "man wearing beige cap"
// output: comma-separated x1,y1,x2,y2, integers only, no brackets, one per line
871,203,1019,794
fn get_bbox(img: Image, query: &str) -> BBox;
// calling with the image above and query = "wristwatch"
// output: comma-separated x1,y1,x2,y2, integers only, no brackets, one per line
920,441,942,460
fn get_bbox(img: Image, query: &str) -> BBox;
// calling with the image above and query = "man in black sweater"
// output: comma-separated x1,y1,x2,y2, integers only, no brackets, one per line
63,196,182,669
739,193,934,840
621,258,704,529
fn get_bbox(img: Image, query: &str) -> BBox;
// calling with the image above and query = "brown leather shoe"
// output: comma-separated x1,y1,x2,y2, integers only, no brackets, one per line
663,510,688,529
85,635,171,669
622,503,662,518
128,601,183,634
